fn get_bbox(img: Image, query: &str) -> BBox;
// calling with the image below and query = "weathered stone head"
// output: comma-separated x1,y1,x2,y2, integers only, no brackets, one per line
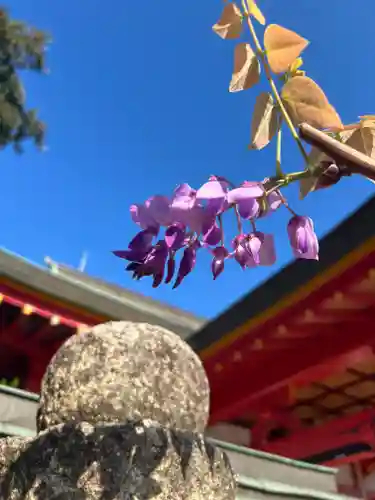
38,321,210,433
0,321,236,499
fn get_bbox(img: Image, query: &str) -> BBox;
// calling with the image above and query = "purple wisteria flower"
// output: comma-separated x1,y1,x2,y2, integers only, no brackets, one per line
227,181,264,219
114,175,320,288
231,232,276,268
287,216,319,260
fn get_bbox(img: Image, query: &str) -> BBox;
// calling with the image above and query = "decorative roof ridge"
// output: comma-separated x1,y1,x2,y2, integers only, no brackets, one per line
0,248,205,335
42,256,205,325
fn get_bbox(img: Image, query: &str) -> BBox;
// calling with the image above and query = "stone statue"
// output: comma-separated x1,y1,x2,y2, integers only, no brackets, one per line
0,321,236,499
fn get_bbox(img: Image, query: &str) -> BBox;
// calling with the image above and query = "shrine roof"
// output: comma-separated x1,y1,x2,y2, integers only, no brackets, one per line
0,249,204,338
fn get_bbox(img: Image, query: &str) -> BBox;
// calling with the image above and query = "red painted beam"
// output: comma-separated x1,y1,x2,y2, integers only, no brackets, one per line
261,407,375,461
1,293,81,329
208,319,375,424
0,281,102,326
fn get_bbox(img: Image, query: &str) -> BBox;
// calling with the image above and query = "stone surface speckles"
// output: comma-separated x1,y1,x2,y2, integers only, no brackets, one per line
0,321,236,499
38,321,210,433
0,421,236,499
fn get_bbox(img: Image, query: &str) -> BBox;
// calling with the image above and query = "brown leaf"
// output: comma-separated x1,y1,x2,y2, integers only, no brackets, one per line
229,43,260,92
359,115,375,122
264,24,309,74
299,175,318,199
345,121,375,158
281,76,343,130
249,92,278,150
212,3,243,40
299,163,343,199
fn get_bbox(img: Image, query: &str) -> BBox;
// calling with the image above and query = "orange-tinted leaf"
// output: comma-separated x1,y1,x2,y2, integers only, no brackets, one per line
249,92,278,150
299,175,318,200
345,121,375,158
229,43,260,92
247,0,265,25
212,3,243,40
264,24,309,74
359,115,375,122
281,76,343,129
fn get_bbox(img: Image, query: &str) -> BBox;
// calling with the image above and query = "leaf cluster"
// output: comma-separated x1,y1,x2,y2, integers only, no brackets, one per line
0,7,49,153
213,4,341,146
212,0,375,193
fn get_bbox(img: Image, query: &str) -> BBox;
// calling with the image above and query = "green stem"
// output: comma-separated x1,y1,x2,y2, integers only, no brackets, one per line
241,0,310,166
285,170,312,183
275,115,283,177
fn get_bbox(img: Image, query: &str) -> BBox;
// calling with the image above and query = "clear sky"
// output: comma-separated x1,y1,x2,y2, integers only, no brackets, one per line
2,0,374,318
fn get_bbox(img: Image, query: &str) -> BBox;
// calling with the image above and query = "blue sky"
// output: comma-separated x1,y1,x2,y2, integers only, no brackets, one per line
1,0,374,318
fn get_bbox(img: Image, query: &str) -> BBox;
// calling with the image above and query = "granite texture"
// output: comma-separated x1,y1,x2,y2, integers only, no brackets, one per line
0,421,236,499
0,321,236,499
38,321,210,433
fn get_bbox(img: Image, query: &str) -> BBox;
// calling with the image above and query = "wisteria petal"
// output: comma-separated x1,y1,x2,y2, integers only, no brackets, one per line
237,198,260,219
188,205,214,234
287,216,319,260
259,233,276,266
128,229,156,252
165,254,176,284
196,179,226,200
203,222,222,246
165,223,186,250
227,184,264,204
173,183,195,199
130,204,158,230
245,233,264,265
173,242,199,289
231,236,248,269
146,195,172,227
113,249,148,262
127,240,169,284
211,246,229,280
170,196,196,227
196,179,228,214
268,191,282,211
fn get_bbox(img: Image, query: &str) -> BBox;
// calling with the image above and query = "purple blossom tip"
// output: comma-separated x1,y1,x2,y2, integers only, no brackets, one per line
173,241,199,289
202,221,222,247
165,223,186,250
287,216,319,260
211,246,229,280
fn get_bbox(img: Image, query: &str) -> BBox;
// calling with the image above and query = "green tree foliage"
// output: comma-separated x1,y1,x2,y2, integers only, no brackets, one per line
0,7,49,154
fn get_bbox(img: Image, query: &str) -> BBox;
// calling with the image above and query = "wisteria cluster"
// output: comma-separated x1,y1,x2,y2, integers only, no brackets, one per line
113,177,319,288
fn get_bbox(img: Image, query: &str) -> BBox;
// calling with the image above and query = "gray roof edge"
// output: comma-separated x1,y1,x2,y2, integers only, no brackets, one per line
237,476,352,500
0,248,204,335
45,257,205,327
0,384,39,402
212,438,336,475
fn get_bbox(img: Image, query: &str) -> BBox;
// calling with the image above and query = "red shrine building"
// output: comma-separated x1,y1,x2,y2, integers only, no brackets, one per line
0,193,375,498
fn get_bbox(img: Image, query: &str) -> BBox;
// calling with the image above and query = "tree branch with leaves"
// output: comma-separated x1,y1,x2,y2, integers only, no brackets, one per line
0,7,49,154
115,0,375,288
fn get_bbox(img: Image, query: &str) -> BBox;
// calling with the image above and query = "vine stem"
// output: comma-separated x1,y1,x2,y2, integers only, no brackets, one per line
275,114,283,177
278,190,298,217
241,0,310,166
